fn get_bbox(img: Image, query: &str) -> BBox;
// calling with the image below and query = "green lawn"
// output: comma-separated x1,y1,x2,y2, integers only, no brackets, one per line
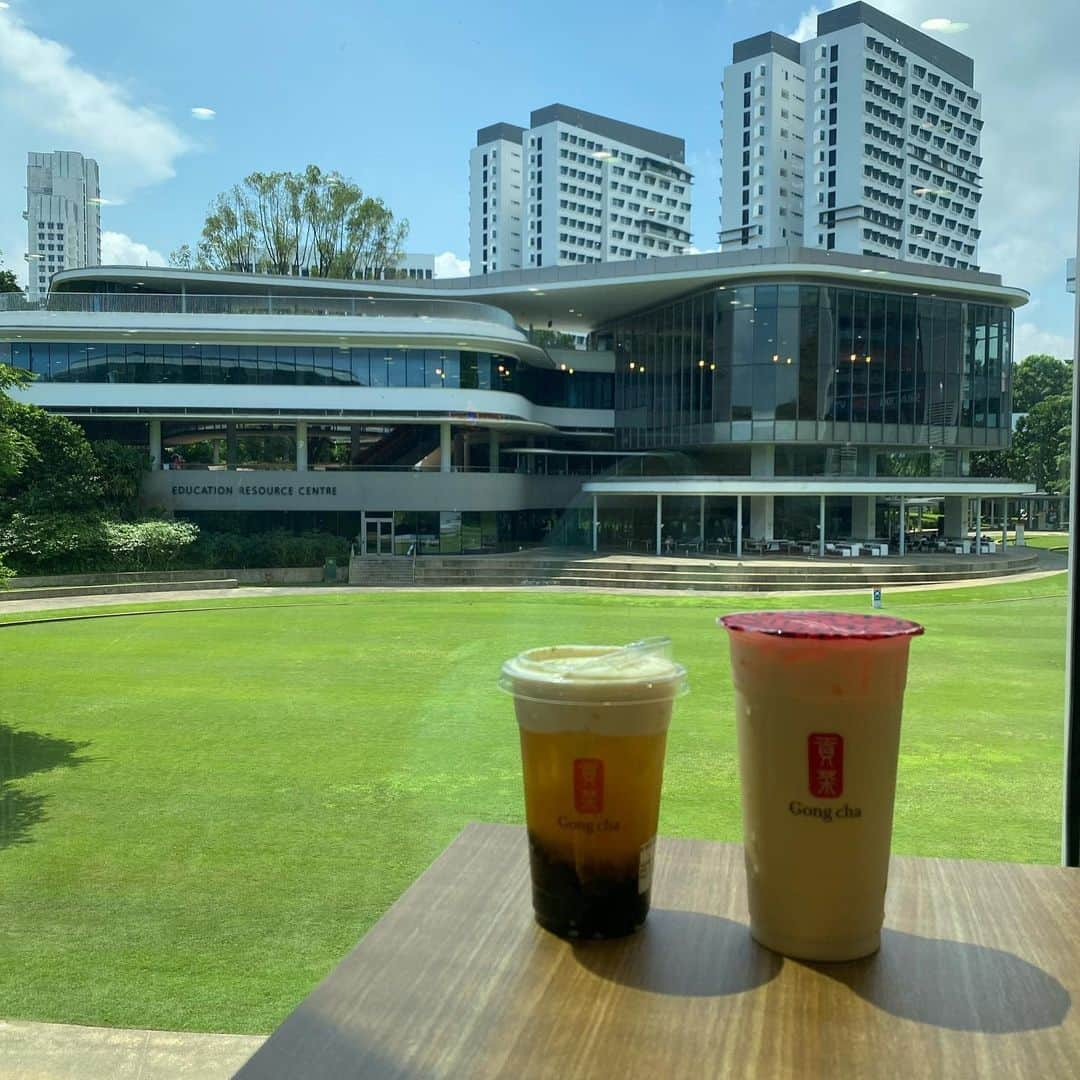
0,577,1068,1033
1014,530,1070,551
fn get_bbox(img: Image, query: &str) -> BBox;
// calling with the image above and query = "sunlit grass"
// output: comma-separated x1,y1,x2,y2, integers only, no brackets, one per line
0,575,1067,1032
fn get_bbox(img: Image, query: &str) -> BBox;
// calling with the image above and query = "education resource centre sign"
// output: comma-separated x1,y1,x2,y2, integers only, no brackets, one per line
141,470,583,513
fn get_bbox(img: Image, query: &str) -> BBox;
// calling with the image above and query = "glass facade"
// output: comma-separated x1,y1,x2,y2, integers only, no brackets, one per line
0,341,613,410
603,282,1012,450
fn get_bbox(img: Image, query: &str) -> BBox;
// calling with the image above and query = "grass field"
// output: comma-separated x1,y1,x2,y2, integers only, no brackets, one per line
0,576,1068,1033
1015,531,1070,551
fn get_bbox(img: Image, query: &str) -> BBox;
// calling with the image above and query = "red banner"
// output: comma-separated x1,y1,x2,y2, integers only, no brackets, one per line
808,733,843,799
573,758,604,814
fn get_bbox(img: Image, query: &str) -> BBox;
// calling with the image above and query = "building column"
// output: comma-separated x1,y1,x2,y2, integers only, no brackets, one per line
736,495,743,558
750,444,775,478
148,419,161,470
851,496,876,539
226,423,238,469
944,496,966,539
489,429,501,473
462,433,471,472
592,494,598,553
699,494,706,545
1002,499,1008,547
440,422,452,474
296,421,308,472
749,496,774,541
819,495,826,556
899,496,906,556
350,425,363,465
975,497,982,555
655,494,663,556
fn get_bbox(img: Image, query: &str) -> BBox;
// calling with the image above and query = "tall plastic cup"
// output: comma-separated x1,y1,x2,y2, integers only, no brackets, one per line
500,641,687,939
718,611,923,961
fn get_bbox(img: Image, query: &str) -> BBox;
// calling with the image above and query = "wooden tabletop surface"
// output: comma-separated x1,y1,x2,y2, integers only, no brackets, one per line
237,823,1080,1079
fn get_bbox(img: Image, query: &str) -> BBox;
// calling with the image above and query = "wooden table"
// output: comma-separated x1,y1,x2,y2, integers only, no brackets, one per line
237,823,1080,1079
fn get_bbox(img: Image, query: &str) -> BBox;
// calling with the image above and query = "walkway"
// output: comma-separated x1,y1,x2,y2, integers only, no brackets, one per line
0,550,1066,615
0,1019,263,1079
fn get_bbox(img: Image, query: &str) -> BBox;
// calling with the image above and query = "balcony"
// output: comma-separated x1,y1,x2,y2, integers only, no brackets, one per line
0,291,519,329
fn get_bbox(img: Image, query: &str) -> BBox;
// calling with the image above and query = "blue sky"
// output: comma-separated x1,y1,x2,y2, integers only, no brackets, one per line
1,0,1077,358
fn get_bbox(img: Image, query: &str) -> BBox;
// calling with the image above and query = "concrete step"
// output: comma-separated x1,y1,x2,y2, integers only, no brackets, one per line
1,579,239,601
406,561,1036,578
10,569,235,589
347,550,1040,591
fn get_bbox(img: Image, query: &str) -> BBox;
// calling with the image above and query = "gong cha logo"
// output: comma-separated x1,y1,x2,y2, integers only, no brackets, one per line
807,733,843,798
573,758,604,814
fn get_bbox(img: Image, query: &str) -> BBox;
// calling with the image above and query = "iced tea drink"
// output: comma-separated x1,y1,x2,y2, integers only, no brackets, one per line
501,642,686,938
719,611,923,961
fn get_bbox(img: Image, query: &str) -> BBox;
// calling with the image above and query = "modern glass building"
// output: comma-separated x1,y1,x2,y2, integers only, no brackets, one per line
0,248,1033,554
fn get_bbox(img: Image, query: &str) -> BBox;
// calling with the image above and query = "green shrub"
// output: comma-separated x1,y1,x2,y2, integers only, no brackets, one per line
0,514,198,575
101,520,200,571
182,529,349,569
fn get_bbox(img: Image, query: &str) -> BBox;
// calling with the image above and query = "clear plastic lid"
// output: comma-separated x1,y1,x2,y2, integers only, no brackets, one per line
499,638,689,705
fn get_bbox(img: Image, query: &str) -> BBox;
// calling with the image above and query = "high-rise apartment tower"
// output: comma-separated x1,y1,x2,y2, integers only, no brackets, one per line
25,150,102,300
721,2,982,270
470,104,692,274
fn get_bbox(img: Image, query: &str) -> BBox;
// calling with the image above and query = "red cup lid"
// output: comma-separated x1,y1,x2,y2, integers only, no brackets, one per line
718,610,924,640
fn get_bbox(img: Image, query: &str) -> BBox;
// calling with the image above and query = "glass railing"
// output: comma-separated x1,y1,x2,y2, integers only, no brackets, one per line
162,460,650,477
0,292,519,329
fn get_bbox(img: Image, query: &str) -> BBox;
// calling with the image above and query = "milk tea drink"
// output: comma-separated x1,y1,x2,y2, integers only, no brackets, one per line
719,612,923,961
501,643,686,939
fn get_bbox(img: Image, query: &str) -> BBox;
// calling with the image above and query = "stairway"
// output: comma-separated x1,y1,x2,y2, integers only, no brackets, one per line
348,557,416,586
352,426,440,469
347,548,1041,593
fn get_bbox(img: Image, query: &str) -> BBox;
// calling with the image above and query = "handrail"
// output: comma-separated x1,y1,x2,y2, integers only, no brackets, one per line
0,291,519,329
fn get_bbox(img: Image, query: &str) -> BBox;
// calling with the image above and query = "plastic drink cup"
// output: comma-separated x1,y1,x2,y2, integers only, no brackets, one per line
500,640,687,939
718,611,923,962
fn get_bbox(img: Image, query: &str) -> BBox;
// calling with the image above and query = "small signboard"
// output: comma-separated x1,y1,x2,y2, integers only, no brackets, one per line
872,587,882,609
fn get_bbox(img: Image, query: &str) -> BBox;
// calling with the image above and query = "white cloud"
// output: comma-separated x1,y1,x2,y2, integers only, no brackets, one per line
789,6,825,42
191,107,216,121
789,0,1080,348
1014,321,1074,362
0,10,192,191
101,231,167,267
0,8,193,287
920,18,969,34
434,251,470,279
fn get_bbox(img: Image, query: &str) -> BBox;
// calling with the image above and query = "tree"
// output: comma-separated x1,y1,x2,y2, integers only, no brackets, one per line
197,185,259,271
168,244,194,269
192,166,407,278
1012,353,1072,413
0,364,34,478
91,440,150,515
968,450,1008,479
530,329,579,349
247,170,307,274
0,248,22,294
0,401,103,515
301,165,407,279
1008,393,1071,493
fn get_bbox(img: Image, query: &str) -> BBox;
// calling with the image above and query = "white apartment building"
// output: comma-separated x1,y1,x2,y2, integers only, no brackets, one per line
720,33,808,251
721,1,982,272
25,150,101,300
470,123,526,275
470,105,692,274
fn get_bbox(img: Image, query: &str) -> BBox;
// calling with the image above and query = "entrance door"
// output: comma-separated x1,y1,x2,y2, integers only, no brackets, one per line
364,517,394,556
